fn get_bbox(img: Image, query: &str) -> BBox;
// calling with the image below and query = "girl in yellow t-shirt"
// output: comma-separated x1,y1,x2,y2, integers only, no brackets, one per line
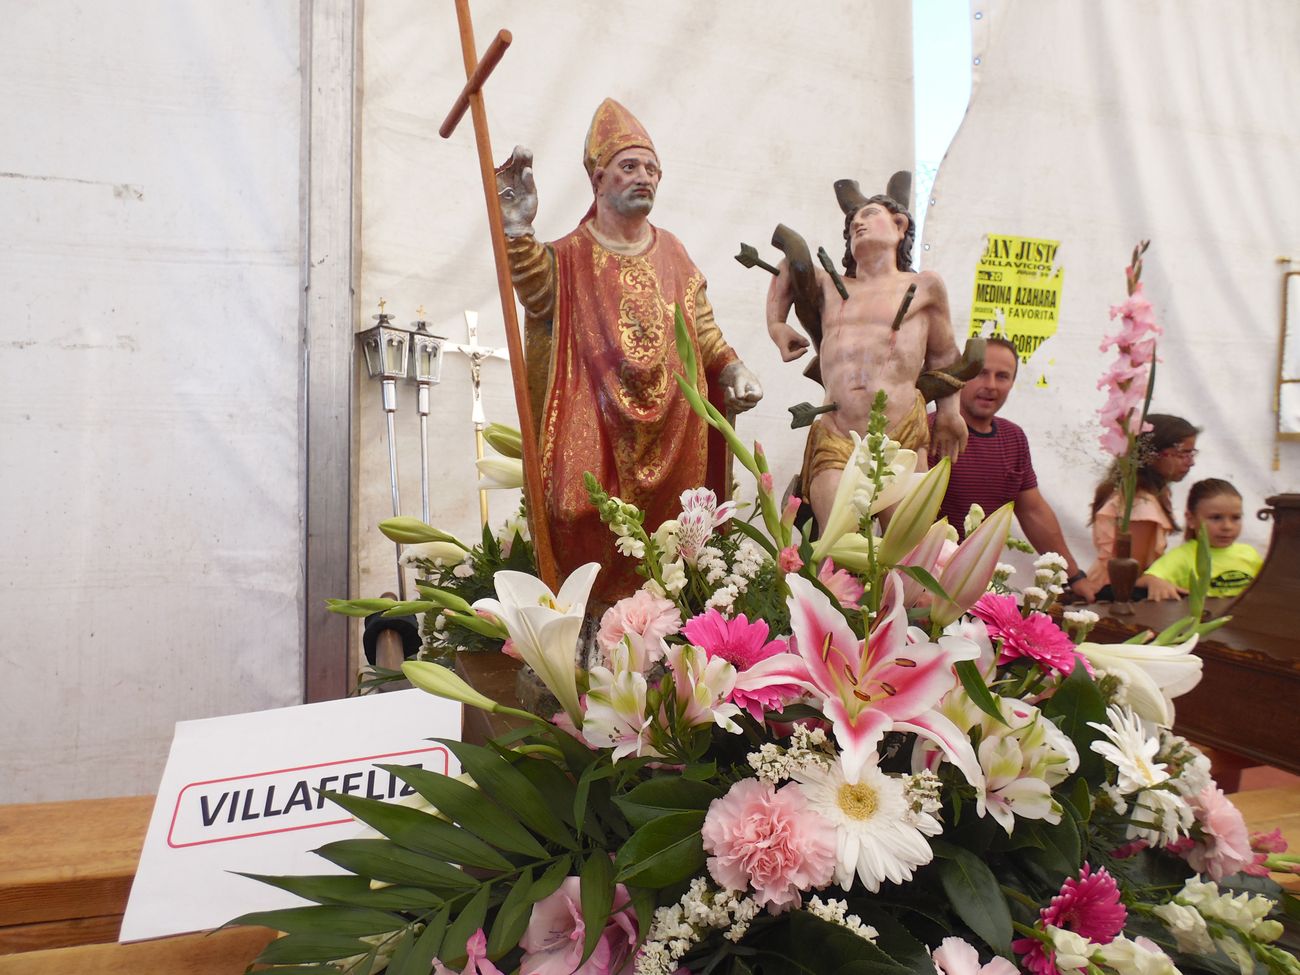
1138,478,1263,600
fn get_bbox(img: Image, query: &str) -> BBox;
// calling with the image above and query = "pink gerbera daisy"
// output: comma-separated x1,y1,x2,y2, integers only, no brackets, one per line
682,609,806,720
1013,864,1127,974
971,593,1081,675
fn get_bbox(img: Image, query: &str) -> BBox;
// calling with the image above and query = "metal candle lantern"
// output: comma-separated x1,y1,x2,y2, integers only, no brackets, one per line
357,299,412,599
410,311,447,523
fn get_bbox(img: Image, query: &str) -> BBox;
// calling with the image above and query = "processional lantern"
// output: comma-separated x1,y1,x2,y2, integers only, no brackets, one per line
357,298,412,599
410,310,448,523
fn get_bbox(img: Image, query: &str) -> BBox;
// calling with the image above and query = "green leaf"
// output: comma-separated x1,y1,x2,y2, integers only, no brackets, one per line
315,838,477,890
1020,805,1083,881
580,853,617,964
226,905,405,938
899,564,952,603
439,884,491,968
530,855,574,904
322,791,512,871
235,873,388,907
1039,665,1108,784
628,884,658,944
728,517,780,558
614,777,722,830
746,911,909,973
673,303,699,389
613,810,706,888
510,753,581,828
439,739,575,849
487,866,536,958
389,907,449,975
254,932,375,965
954,659,1008,726
931,840,1014,956
380,763,548,858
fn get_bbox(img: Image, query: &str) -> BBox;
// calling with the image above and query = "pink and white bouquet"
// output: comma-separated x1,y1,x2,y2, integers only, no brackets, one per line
247,317,1298,975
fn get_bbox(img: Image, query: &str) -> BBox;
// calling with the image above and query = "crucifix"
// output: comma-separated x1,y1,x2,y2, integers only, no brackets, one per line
440,0,558,589
444,309,509,526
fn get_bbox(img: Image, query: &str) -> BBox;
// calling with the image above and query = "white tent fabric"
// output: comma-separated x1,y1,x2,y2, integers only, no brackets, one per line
355,0,917,598
0,4,304,801
924,0,1300,563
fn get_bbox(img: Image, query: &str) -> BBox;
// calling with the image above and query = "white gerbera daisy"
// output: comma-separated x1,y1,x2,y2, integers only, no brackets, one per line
792,755,935,891
1087,705,1169,795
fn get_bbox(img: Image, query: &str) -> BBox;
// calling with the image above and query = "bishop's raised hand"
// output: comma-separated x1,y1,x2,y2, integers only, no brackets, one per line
494,145,538,238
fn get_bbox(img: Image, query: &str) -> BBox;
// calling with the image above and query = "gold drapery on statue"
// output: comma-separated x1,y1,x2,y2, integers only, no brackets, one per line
508,224,737,603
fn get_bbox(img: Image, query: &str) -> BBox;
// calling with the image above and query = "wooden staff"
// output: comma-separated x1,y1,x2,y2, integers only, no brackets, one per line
440,1,558,590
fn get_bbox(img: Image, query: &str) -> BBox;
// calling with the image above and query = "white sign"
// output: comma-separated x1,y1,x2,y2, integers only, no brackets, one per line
121,688,461,942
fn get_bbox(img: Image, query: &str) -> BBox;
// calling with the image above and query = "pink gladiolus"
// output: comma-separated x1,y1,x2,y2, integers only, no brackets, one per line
786,573,983,787
778,546,804,573
596,590,682,656
683,609,810,720
781,495,801,534
896,519,952,608
702,779,836,912
760,471,775,495
519,878,638,975
929,502,1014,627
433,929,504,975
932,937,1019,975
818,558,865,608
1252,828,1289,854
1185,786,1255,880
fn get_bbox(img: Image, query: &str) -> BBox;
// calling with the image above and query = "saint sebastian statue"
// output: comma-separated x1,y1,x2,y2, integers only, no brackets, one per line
495,99,762,602
766,181,968,528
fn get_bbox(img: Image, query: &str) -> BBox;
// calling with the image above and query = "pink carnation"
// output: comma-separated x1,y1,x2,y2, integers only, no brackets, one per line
701,779,835,912
597,590,682,655
971,593,1082,675
1185,786,1255,881
520,877,637,975
1013,865,1126,975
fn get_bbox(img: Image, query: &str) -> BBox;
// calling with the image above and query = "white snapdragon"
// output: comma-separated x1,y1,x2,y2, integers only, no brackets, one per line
1152,901,1214,955
1127,787,1193,846
964,503,986,536
1095,936,1182,975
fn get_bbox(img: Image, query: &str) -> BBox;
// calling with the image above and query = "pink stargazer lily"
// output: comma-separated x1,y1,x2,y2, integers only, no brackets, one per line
786,573,984,788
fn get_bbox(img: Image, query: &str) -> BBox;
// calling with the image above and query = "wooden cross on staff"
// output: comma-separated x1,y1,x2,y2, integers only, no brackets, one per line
440,0,557,590
444,309,509,527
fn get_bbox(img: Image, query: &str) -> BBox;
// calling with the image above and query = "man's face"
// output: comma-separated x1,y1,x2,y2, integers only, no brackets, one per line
960,343,1018,423
849,202,905,256
595,148,660,218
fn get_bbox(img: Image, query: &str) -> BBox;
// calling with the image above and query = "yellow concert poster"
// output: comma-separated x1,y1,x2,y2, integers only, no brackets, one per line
968,234,1063,362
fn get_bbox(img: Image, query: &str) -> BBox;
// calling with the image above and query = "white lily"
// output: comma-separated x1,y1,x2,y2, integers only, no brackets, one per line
475,455,524,489
472,563,600,726
1075,635,1202,725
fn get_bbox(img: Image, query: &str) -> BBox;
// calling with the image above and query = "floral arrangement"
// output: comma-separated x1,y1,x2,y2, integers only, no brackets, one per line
238,314,1300,975
1096,240,1161,534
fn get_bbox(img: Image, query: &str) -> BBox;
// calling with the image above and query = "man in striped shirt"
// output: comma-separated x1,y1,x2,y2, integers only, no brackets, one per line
931,337,1098,601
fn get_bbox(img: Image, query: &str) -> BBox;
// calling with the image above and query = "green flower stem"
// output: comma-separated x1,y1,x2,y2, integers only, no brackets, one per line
1001,885,1039,911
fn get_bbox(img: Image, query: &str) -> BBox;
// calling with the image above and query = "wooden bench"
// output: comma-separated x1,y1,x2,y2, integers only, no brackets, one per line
0,794,272,970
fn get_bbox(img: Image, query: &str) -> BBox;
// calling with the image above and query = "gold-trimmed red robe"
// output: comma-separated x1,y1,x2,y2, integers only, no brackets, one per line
507,222,738,603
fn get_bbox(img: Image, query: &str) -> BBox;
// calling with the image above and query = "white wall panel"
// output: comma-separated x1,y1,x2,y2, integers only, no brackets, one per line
0,3,304,801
